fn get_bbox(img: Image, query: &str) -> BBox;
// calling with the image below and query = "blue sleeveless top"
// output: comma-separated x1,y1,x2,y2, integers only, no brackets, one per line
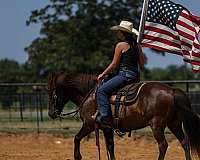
119,42,139,73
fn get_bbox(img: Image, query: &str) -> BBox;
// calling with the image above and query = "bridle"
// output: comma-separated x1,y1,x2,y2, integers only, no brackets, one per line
48,86,95,119
48,88,63,118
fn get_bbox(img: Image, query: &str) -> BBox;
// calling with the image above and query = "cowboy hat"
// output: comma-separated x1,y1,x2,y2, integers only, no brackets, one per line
110,20,139,36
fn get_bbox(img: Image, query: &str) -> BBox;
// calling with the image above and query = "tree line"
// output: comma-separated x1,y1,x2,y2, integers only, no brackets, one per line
0,58,199,83
1,0,199,84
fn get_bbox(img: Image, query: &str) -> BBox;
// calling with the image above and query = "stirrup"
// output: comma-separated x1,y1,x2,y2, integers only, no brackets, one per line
114,129,126,137
91,111,98,120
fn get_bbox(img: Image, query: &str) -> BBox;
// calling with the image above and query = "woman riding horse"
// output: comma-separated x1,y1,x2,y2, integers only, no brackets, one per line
47,71,200,160
96,20,145,128
47,21,200,160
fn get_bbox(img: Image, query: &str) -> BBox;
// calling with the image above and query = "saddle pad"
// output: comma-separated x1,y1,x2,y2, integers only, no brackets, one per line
113,82,145,104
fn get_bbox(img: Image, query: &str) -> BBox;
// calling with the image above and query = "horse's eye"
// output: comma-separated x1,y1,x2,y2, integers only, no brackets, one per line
54,95,57,99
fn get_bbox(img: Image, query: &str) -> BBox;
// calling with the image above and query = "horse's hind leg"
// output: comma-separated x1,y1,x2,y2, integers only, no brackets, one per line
74,122,94,160
151,125,168,160
103,128,115,160
168,122,192,160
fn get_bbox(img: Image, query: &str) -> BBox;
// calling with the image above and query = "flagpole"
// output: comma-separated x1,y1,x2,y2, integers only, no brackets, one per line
137,0,149,43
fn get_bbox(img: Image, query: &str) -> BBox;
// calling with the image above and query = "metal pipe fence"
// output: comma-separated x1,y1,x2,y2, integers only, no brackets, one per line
0,83,80,134
0,81,199,133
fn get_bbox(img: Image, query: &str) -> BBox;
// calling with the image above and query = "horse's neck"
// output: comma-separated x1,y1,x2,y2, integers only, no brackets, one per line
70,89,95,107
69,74,96,106
70,95,85,107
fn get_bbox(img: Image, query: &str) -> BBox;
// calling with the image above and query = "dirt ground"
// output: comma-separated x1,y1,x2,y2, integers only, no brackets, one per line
0,133,187,160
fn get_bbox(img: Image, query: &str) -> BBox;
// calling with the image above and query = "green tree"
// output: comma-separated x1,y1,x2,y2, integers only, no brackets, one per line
142,64,199,81
0,59,21,109
26,0,142,74
0,59,21,83
0,59,47,109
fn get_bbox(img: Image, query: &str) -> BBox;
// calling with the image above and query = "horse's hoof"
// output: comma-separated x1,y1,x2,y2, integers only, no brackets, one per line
74,155,82,160
114,129,126,137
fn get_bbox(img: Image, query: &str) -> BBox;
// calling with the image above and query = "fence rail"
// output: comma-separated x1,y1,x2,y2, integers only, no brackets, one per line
0,81,199,133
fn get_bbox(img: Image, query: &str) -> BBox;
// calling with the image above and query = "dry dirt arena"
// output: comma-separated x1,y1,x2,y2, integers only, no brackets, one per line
0,133,191,160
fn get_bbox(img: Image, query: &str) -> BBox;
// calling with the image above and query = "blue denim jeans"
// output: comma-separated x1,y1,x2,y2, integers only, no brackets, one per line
96,69,138,122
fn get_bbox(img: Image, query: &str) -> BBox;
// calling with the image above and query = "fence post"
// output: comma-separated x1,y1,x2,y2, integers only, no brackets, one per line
29,94,33,121
20,92,24,122
39,91,43,122
186,82,189,93
36,92,40,134
8,101,12,122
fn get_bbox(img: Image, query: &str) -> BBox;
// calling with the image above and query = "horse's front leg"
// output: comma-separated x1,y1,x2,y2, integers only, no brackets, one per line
74,122,94,160
103,128,115,160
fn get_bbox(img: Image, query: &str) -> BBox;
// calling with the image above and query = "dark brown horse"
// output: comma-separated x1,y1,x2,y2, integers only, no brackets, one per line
47,71,200,160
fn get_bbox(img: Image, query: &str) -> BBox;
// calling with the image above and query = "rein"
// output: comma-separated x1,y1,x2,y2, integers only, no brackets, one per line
60,109,79,117
60,86,96,118
47,87,80,118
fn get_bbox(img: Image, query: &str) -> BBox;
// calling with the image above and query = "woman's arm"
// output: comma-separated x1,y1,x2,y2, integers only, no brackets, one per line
138,44,145,69
98,42,125,80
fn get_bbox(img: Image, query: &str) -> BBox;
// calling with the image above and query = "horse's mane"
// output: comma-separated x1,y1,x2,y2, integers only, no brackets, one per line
48,71,97,95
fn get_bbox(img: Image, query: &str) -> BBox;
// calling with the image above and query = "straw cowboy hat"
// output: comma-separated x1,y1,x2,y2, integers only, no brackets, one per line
110,20,139,36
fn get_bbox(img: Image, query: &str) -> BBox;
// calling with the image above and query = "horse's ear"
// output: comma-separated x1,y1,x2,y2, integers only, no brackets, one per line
48,72,55,81
51,71,55,77
47,71,56,90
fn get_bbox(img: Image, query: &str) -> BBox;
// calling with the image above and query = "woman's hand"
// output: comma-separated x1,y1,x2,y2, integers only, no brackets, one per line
97,73,104,84
97,74,104,84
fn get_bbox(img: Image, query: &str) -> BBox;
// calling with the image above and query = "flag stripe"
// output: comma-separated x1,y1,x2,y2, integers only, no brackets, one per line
193,44,200,53
145,22,178,36
181,10,199,26
192,52,200,58
141,41,182,54
182,50,190,56
145,24,179,40
176,20,196,33
143,34,181,48
144,30,181,44
178,13,196,26
184,59,200,65
176,28,195,41
194,42,200,49
180,41,192,49
181,52,200,62
192,69,200,73
191,55,200,62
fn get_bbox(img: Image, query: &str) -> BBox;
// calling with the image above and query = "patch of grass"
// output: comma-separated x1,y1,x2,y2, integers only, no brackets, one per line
0,127,81,137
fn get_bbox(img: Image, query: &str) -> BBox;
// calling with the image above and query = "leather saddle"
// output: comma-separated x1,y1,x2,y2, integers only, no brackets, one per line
110,82,145,105
110,82,146,129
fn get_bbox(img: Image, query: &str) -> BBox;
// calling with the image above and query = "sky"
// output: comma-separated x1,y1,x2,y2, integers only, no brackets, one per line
0,0,200,69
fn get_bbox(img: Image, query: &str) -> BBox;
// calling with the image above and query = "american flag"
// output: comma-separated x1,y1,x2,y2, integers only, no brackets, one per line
141,0,200,72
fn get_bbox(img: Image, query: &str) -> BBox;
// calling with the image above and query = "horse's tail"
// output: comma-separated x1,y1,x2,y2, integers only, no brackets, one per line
174,88,200,158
